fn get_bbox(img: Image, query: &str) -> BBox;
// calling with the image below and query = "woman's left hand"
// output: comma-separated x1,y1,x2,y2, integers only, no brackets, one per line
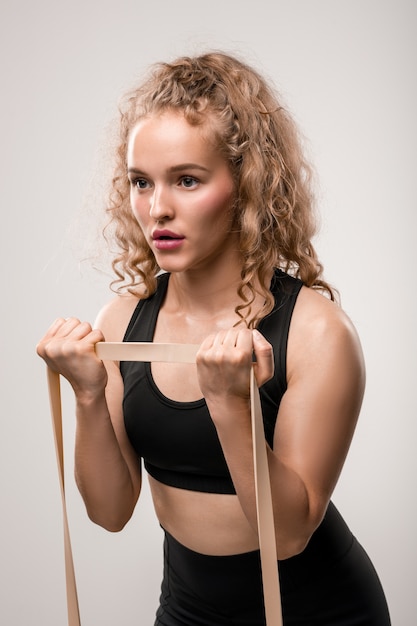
196,328,274,407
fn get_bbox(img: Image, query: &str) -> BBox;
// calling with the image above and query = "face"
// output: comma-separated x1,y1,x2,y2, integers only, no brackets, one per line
127,110,238,275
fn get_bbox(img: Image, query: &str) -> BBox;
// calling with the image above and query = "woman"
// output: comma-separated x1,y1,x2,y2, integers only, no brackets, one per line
37,52,391,625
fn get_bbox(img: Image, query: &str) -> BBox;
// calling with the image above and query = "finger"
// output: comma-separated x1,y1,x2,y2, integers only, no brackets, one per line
40,317,83,341
63,320,95,341
39,317,68,341
211,330,230,348
234,328,254,352
36,318,97,361
36,318,68,358
252,329,274,386
54,317,84,337
199,330,235,358
79,328,106,354
198,332,216,353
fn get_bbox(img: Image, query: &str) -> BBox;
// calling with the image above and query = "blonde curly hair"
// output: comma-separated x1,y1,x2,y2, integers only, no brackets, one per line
105,51,335,327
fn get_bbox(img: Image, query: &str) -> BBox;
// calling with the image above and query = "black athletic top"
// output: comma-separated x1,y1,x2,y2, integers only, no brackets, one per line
121,269,302,494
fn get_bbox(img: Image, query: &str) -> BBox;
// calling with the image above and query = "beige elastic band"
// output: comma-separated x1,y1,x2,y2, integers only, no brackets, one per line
47,366,82,626
46,341,283,626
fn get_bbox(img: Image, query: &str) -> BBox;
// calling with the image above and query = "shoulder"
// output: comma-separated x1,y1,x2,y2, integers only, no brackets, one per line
287,286,365,384
292,286,354,335
93,293,141,342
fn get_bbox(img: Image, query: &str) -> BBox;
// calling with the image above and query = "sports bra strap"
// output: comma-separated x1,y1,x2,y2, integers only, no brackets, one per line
46,342,283,626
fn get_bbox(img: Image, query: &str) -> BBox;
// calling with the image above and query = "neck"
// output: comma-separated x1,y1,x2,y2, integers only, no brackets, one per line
168,267,243,321
164,259,271,328
160,242,243,315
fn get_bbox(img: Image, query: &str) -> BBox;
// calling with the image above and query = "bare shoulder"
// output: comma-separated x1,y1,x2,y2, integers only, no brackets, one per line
93,293,140,342
292,286,358,336
287,286,365,381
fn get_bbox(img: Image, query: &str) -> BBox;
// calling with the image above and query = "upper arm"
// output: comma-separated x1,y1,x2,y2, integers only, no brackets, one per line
94,294,143,496
273,287,366,521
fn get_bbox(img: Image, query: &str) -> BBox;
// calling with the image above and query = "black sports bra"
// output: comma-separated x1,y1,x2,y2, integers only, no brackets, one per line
121,270,303,494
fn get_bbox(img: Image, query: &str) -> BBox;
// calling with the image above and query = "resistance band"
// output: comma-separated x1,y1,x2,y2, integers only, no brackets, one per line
46,342,283,626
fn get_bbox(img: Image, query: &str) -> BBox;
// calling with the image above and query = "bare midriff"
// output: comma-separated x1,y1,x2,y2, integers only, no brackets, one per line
148,475,259,556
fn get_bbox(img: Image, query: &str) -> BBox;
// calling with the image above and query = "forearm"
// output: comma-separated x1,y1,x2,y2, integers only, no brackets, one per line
74,394,140,532
212,401,315,560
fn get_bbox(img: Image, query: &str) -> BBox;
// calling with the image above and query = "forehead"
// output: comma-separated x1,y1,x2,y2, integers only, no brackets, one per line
127,110,222,165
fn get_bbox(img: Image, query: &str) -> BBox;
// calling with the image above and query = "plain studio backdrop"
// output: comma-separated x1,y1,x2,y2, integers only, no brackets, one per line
0,1,415,624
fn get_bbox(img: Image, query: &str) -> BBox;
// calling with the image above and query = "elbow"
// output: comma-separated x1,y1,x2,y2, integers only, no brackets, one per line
81,489,138,532
99,520,129,533
75,473,140,533
275,532,310,560
275,500,326,560
86,507,133,533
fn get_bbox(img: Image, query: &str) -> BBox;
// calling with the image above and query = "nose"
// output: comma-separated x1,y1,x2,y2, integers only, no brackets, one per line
149,185,173,222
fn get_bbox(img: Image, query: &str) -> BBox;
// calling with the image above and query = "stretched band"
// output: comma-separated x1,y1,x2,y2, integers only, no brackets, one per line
46,341,282,626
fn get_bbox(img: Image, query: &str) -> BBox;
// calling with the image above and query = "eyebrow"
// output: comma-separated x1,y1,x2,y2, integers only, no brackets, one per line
128,163,210,175
169,163,210,173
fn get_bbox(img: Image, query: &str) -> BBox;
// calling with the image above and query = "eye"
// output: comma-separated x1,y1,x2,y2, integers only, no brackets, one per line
180,176,198,189
134,178,150,190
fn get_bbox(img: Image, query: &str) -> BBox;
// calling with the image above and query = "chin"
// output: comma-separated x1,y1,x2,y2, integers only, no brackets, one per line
156,258,190,274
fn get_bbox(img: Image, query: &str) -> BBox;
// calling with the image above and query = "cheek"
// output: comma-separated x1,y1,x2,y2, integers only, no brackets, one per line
130,192,147,225
196,187,235,222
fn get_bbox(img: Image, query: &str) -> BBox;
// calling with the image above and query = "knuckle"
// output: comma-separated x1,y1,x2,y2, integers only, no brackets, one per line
257,342,273,355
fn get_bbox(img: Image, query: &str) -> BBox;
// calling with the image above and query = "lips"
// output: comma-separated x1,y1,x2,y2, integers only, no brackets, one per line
152,229,184,240
152,229,185,250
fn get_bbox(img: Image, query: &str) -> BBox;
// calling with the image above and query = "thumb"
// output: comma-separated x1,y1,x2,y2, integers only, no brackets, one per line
252,329,274,386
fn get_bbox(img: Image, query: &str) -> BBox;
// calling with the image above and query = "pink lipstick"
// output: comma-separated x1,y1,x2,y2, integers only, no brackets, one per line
152,229,185,250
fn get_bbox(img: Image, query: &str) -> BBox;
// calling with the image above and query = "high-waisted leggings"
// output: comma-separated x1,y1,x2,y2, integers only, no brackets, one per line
154,503,391,625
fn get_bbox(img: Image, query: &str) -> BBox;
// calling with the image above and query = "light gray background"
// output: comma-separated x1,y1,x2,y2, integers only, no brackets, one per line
1,1,415,624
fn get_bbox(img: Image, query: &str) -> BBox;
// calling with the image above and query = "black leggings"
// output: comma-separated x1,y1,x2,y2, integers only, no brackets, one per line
154,504,390,625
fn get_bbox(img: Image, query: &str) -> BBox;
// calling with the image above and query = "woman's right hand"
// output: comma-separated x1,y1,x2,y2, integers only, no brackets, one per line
36,317,108,400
